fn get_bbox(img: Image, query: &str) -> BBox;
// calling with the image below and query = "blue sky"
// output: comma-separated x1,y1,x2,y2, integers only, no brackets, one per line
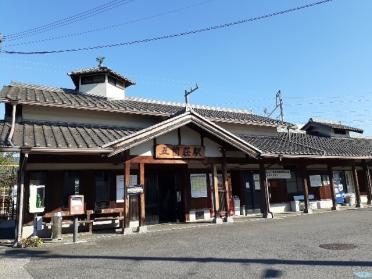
1,0,372,135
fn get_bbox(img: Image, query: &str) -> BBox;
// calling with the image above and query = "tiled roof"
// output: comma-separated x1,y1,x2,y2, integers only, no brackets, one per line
0,120,138,149
0,82,292,128
68,66,135,87
1,119,372,159
240,132,372,158
301,118,363,134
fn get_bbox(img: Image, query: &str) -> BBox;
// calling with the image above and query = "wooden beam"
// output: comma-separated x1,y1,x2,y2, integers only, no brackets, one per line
128,156,188,164
212,164,220,217
259,162,270,218
122,161,131,233
328,166,337,210
222,153,231,217
352,165,361,208
362,161,372,205
301,165,311,214
139,163,146,226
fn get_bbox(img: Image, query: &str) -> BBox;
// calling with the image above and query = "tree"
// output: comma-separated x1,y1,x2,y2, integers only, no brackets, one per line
0,152,18,219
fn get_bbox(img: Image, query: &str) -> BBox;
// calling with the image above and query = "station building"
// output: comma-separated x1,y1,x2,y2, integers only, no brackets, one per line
0,66,371,239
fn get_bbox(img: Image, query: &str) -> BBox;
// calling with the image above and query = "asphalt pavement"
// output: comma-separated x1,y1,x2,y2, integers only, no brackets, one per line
1,208,372,279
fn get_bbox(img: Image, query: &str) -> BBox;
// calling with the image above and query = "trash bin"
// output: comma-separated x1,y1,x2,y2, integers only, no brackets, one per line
345,193,355,206
233,196,240,216
52,212,62,240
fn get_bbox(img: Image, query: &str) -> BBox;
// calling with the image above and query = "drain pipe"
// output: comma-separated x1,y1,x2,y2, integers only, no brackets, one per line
7,102,17,147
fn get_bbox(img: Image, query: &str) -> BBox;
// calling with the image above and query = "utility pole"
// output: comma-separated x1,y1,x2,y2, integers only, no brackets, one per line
184,83,199,105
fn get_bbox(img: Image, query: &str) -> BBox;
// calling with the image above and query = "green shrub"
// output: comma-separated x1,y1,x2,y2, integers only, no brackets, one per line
20,236,43,248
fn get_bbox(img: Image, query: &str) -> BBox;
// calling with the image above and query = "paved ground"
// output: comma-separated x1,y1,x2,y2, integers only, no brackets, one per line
1,208,372,279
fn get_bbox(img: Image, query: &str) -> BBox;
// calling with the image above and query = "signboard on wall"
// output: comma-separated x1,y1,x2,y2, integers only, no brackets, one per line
266,170,291,180
309,175,322,187
116,174,138,202
29,185,45,213
190,173,208,198
116,175,124,203
155,144,205,159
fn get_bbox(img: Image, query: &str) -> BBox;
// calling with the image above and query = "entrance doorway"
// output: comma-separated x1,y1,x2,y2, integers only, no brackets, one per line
145,166,185,224
242,172,262,213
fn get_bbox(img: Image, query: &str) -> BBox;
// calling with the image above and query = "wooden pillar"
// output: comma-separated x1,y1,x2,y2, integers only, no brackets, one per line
14,152,28,246
122,161,131,233
139,163,146,226
211,164,220,218
362,161,372,205
352,165,361,208
221,156,231,217
328,166,337,210
301,165,311,213
259,162,271,218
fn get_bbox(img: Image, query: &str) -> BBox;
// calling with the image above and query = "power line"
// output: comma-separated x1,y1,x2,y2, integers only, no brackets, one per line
3,0,134,41
3,0,216,48
1,0,333,55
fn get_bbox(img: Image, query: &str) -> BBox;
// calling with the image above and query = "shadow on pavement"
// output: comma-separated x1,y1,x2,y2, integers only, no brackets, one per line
2,249,372,268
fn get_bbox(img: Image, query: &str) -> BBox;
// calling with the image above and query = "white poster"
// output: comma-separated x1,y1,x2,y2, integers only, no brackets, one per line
190,173,208,198
116,175,124,203
253,174,261,190
309,175,322,187
266,170,291,180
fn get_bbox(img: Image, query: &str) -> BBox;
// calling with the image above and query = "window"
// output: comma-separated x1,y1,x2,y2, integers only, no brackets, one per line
108,76,125,88
63,172,80,207
333,128,347,135
95,172,110,208
190,173,208,198
81,74,105,84
116,174,138,203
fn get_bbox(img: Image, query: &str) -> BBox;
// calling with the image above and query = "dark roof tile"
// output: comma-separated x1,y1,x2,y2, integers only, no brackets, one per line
0,82,293,128
0,120,139,150
239,132,372,158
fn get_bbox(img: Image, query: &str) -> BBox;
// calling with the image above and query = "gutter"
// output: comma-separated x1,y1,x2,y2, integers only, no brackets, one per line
7,102,17,146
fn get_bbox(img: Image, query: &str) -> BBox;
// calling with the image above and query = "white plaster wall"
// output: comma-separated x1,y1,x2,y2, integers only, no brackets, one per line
129,128,223,157
130,141,153,156
218,123,277,136
106,82,125,100
80,83,107,98
270,203,291,213
80,80,125,100
181,126,201,145
22,105,158,128
204,138,222,157
156,130,179,145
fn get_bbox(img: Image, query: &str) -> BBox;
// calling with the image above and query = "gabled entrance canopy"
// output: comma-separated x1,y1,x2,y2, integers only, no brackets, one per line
103,108,262,158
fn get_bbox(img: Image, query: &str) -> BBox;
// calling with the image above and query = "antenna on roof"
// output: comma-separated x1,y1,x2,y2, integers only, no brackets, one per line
96,56,105,68
184,83,199,105
264,90,284,122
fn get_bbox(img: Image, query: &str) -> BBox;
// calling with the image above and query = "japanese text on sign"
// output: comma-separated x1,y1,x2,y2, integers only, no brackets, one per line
155,144,205,159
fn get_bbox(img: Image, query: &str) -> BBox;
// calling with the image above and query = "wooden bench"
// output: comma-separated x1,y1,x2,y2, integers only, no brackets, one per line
43,210,94,233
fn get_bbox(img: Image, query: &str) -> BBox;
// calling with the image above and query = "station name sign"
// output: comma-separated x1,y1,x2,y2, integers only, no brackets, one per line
155,144,205,159
266,169,291,179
